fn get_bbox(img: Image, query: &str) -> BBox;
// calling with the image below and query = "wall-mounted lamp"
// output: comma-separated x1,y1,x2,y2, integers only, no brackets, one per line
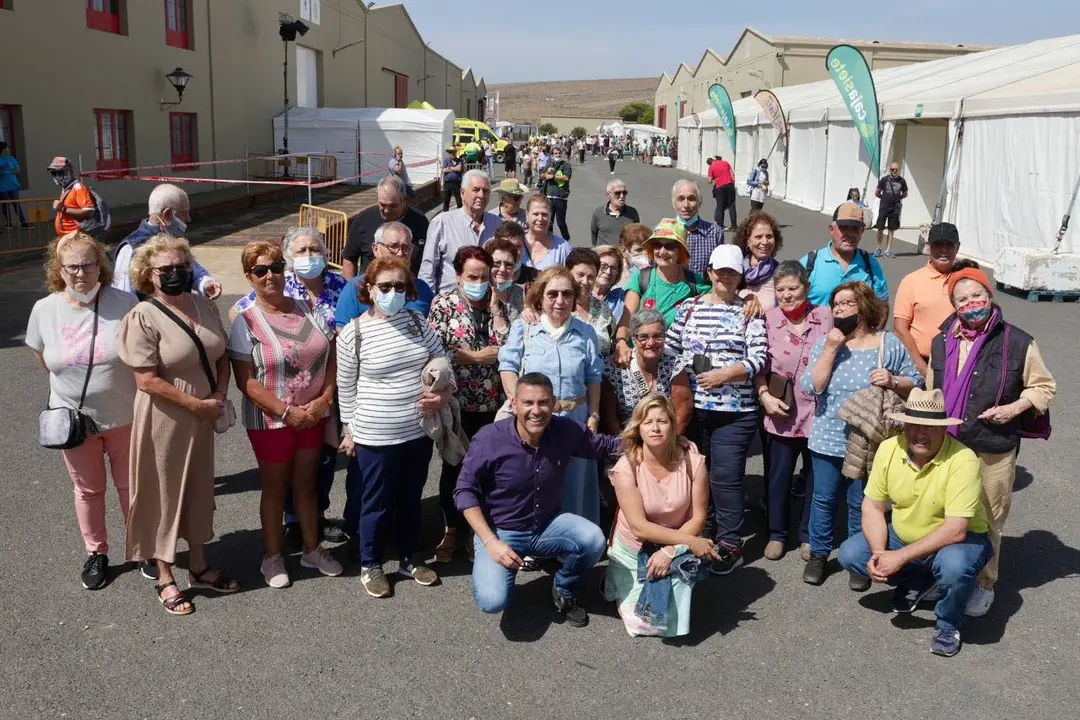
417,73,438,85
159,67,193,110
333,38,365,57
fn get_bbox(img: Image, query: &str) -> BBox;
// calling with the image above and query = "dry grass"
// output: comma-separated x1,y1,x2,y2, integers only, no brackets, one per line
488,77,657,123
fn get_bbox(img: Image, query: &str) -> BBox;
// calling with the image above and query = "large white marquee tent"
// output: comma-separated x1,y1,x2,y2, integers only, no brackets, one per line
677,34,1080,262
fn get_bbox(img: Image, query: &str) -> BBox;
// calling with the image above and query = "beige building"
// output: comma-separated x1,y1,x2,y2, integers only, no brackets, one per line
0,0,486,209
654,27,996,135
539,116,621,135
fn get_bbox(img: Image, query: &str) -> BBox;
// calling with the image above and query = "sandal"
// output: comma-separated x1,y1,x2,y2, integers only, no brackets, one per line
156,580,194,616
434,528,458,564
188,566,240,594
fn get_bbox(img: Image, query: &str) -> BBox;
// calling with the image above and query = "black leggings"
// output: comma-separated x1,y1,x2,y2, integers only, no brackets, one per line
548,197,570,240
442,182,462,212
439,410,497,531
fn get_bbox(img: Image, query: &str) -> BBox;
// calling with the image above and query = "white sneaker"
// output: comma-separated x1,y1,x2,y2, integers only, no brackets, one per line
300,546,343,577
965,587,995,617
261,554,290,589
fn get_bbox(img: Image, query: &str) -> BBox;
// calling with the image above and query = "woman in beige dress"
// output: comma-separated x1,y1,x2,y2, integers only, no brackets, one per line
118,235,239,616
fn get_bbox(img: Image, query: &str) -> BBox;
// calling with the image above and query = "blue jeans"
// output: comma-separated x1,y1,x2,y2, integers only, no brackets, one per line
693,409,758,550
634,545,710,631
471,513,606,614
808,451,863,557
838,526,993,632
0,188,28,225
764,434,813,543
349,436,433,567
284,442,337,525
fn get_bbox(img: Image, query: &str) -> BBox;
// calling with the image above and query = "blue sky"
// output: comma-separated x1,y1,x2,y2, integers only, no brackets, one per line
398,0,1080,83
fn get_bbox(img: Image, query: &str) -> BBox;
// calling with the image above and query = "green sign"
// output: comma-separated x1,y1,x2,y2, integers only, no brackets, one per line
825,45,881,175
915,103,924,118
707,84,737,158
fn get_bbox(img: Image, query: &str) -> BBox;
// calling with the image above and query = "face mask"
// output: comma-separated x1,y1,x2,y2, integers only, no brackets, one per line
52,173,70,188
159,267,191,296
834,313,859,337
676,214,699,227
462,281,489,301
495,278,514,292
375,289,406,316
631,254,650,270
958,301,992,325
292,255,326,279
164,215,187,238
781,299,809,322
65,282,100,304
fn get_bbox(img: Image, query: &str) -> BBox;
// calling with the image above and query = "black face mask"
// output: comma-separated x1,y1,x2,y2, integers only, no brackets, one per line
834,314,859,337
159,268,192,296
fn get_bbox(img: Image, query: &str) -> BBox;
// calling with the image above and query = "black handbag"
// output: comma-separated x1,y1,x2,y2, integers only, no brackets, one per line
38,292,101,449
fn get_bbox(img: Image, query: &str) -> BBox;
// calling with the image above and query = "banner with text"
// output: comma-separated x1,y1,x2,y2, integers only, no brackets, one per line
708,84,737,158
825,45,881,175
753,90,788,139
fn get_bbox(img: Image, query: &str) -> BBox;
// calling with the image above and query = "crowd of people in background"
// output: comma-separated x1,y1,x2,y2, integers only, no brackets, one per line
27,144,1056,658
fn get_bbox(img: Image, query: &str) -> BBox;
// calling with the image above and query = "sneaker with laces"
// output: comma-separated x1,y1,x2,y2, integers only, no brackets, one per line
398,558,439,586
551,585,589,627
873,247,883,257
803,554,827,585
964,587,994,617
360,566,391,598
81,553,108,590
892,582,937,613
300,547,343,576
260,554,291,589
930,628,962,657
709,546,744,575
321,520,348,544
140,560,159,581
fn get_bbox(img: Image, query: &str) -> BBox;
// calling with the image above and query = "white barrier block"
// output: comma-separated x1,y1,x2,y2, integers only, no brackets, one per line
994,247,1080,292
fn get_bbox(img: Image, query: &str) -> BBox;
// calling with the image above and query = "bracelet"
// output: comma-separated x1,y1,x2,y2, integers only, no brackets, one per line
661,546,676,559
280,405,291,421
482,535,498,547
615,336,630,346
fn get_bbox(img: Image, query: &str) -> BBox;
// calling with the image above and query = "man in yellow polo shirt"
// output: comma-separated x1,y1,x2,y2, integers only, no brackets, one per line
838,387,992,658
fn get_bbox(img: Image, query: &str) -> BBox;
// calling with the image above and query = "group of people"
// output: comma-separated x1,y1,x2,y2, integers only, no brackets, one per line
29,165,1054,657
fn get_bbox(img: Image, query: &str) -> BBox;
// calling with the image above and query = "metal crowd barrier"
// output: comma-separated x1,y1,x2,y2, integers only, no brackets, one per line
248,153,338,183
298,203,349,268
0,196,59,257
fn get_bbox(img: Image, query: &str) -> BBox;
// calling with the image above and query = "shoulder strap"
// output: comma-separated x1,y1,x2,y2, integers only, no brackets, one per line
75,291,102,410
806,250,817,274
995,325,1011,405
149,298,216,391
352,316,363,362
877,331,886,369
682,294,703,327
638,267,652,295
859,249,875,282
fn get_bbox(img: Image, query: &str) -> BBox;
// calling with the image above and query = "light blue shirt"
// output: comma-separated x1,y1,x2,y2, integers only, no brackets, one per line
523,235,572,271
0,155,20,192
418,208,501,293
799,243,888,308
799,331,923,458
498,317,603,403
602,287,626,324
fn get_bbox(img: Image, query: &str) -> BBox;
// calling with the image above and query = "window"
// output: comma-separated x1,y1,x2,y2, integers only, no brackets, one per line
0,106,14,154
657,106,667,129
300,0,321,25
0,1,11,11
678,100,687,119
164,0,190,49
86,0,122,34
93,109,131,178
169,112,196,170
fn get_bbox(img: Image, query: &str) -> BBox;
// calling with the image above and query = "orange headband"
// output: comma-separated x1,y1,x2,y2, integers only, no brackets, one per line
946,267,993,300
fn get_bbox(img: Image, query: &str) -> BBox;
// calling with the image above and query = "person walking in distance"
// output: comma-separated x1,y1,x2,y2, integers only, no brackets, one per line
707,156,737,230
608,145,619,175
874,163,908,258
441,145,465,213
540,146,573,241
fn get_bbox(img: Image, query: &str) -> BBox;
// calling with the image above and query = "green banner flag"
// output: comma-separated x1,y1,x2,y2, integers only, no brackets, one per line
825,44,881,175
707,84,737,158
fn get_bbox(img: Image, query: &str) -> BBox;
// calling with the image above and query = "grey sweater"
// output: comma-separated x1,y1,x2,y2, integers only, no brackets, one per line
590,203,640,246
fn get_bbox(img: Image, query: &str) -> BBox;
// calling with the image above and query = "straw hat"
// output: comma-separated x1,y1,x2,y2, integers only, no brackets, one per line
885,388,962,427
495,178,527,197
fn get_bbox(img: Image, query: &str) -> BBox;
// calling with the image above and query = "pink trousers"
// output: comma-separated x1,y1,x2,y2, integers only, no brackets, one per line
60,424,132,555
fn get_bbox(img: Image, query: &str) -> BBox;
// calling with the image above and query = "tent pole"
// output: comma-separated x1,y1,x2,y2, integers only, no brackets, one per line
1054,170,1080,253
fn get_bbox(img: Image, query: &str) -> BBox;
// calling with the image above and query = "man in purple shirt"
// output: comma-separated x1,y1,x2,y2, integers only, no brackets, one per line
455,373,621,627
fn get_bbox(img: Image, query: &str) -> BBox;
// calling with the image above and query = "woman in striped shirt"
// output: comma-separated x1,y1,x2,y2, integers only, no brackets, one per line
666,244,767,576
228,240,343,589
337,256,452,599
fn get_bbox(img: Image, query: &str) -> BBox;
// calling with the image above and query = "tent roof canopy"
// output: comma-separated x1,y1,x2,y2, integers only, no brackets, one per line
681,34,1080,128
274,106,455,131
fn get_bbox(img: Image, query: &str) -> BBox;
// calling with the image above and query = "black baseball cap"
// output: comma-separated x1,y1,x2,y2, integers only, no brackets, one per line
927,222,960,245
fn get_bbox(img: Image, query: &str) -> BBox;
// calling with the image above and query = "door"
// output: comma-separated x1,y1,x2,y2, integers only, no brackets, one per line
296,46,318,108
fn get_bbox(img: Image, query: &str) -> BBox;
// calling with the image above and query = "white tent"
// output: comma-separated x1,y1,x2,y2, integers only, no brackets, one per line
678,34,1080,261
625,123,667,137
272,107,454,186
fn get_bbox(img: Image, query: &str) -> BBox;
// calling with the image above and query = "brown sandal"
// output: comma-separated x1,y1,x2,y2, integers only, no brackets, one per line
434,528,458,563
156,581,194,616
188,567,240,594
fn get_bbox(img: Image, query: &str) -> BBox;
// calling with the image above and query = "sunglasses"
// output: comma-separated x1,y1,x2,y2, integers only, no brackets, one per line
652,241,680,252
611,190,628,197
375,281,407,294
153,263,189,275
248,260,285,277
545,289,575,300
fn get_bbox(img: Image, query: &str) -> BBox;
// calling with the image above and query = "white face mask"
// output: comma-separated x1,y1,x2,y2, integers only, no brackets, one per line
65,282,100,304
631,254,650,270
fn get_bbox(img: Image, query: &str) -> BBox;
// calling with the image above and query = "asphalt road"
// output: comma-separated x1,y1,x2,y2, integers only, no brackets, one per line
2,156,1078,719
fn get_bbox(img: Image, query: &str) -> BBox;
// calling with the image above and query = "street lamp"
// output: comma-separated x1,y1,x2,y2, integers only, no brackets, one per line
278,12,309,156
159,67,193,110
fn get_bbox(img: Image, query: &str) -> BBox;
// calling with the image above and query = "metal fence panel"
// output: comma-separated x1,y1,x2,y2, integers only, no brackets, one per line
298,203,349,268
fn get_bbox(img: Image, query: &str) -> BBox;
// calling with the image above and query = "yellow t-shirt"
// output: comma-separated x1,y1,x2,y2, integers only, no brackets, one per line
865,434,990,544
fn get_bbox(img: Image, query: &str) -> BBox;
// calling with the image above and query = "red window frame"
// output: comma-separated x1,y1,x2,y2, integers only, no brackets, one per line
0,1,10,11
86,0,121,34
93,109,129,178
164,0,190,49
169,112,196,170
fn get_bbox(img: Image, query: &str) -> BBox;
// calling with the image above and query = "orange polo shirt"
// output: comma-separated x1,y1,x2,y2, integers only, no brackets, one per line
893,263,953,358
55,182,93,235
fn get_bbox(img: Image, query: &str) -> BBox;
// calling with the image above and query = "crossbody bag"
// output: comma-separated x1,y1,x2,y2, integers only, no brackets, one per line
39,292,101,449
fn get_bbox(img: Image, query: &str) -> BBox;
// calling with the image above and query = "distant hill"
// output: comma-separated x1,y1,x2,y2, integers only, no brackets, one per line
487,77,656,123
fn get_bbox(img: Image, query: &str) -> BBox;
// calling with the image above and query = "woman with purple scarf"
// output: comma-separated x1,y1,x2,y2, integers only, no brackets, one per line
733,211,782,313
927,261,1055,619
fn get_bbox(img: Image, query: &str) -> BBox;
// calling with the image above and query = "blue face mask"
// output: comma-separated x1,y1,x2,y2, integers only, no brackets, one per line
496,278,514,292
292,255,326,279
676,214,699,227
462,281,489,301
374,289,406,316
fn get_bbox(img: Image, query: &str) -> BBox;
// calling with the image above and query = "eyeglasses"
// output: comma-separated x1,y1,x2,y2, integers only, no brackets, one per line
545,289,575,300
153,263,189,275
248,260,286,278
492,260,516,270
831,299,859,311
375,281,408,294
652,241,679,252
634,333,666,345
377,242,413,255
61,261,99,275
611,190,628,197
598,263,619,274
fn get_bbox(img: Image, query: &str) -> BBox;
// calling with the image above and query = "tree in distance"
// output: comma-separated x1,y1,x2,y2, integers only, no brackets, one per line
570,126,587,140
538,122,558,135
618,102,654,125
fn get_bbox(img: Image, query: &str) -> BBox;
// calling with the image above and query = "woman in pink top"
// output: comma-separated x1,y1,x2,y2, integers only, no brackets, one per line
734,211,782,314
603,395,718,637
754,260,833,562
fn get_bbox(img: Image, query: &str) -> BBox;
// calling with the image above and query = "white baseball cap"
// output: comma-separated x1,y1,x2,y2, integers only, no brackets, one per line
708,244,744,273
